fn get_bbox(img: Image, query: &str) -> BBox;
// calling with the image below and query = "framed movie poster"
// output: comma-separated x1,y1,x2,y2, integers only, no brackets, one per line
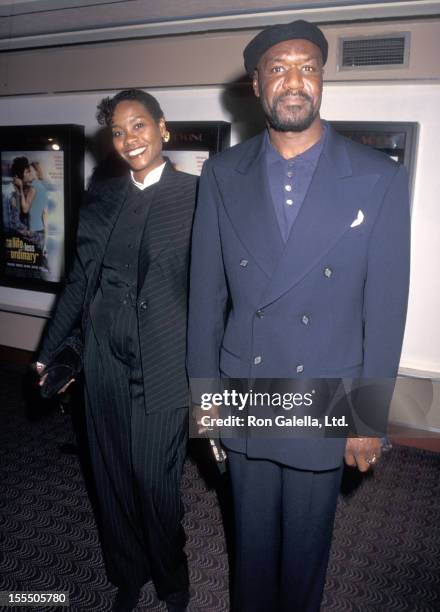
331,121,419,201
163,121,231,175
0,124,84,292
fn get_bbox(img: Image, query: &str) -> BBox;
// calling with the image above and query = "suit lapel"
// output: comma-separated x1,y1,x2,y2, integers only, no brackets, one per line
260,126,380,306
137,162,188,291
216,134,284,278
78,175,130,282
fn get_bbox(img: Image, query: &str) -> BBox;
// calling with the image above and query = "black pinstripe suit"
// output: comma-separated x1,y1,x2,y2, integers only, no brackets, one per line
39,162,198,600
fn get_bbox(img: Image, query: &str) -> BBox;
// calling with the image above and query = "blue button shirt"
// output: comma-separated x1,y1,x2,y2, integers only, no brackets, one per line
264,122,327,242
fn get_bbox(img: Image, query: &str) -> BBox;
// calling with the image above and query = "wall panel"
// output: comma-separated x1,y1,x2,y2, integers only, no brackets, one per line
1,18,440,97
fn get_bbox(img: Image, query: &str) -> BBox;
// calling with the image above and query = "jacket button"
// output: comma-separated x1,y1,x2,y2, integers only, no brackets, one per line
301,314,310,325
139,301,148,311
254,356,262,365
323,266,333,278
296,364,304,374
256,309,265,319
240,259,249,267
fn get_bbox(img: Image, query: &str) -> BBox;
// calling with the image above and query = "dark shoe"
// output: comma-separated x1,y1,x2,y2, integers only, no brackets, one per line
112,588,140,612
166,590,190,612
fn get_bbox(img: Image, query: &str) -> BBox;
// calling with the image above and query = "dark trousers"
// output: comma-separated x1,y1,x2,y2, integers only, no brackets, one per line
228,450,342,612
83,331,188,600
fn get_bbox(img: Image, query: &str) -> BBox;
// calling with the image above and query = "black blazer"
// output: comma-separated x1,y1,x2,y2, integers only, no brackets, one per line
39,162,198,412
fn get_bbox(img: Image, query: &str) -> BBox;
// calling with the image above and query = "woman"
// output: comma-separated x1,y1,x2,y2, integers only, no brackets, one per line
37,89,197,612
3,157,33,236
6,157,47,251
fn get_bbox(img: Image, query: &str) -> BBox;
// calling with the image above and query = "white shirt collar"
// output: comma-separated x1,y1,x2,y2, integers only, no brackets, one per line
130,161,166,190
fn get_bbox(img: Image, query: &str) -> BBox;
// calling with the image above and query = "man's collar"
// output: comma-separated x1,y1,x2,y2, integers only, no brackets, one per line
264,121,328,165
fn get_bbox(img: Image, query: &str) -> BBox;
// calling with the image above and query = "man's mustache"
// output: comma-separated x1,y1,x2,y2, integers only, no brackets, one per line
275,90,312,104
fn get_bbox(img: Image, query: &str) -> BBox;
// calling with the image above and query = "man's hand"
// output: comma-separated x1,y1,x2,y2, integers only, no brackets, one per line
193,403,220,434
13,176,23,190
344,437,382,472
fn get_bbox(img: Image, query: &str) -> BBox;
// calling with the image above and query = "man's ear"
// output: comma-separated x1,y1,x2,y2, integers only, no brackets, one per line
252,70,260,98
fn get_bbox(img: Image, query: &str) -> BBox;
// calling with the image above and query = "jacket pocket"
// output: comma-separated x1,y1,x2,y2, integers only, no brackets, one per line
219,346,246,377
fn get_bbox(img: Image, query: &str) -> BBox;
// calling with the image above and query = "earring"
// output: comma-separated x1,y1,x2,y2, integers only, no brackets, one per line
163,131,170,143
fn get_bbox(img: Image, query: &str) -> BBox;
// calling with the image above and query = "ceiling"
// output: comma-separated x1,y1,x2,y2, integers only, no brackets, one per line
1,0,439,50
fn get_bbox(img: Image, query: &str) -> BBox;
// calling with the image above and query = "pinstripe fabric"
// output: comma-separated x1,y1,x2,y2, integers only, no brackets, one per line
137,164,198,414
39,163,198,601
84,331,188,598
83,332,147,589
40,163,197,409
88,183,155,366
38,176,130,364
130,381,188,597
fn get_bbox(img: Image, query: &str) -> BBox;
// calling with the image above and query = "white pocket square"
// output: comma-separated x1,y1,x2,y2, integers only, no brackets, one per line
350,209,364,228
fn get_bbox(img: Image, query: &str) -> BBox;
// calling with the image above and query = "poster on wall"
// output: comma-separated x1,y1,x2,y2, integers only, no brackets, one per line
0,125,84,293
163,121,231,175
1,150,64,282
331,121,419,203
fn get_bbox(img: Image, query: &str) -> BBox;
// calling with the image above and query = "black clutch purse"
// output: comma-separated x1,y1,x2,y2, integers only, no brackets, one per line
40,335,83,399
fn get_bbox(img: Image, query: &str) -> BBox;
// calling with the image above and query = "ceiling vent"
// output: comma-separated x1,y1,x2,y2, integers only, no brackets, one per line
339,33,410,71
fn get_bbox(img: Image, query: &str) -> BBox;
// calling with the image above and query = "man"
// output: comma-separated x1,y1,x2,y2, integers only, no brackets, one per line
24,161,54,259
187,20,410,612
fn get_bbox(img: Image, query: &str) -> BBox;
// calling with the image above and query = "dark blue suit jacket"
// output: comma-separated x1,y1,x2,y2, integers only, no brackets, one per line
187,123,410,470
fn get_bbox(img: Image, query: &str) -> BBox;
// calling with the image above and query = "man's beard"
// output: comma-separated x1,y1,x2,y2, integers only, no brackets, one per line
263,91,319,133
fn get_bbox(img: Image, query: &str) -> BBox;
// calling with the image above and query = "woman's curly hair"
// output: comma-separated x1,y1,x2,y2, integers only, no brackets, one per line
96,89,164,126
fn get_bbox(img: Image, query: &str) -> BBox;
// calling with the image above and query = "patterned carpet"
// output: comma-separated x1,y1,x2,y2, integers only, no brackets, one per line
1,362,439,611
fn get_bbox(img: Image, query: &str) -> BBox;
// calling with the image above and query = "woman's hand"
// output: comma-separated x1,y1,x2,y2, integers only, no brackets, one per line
35,362,75,395
193,403,220,434
35,361,45,375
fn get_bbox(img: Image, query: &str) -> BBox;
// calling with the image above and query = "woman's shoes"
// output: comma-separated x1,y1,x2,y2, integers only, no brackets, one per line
165,590,190,612
112,588,140,612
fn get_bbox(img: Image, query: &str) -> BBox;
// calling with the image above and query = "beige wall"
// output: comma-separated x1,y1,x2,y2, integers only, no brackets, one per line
1,80,440,378
1,18,440,97
1,16,440,384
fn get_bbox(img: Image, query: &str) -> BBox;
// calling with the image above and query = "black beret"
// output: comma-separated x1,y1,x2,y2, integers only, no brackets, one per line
243,19,328,76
